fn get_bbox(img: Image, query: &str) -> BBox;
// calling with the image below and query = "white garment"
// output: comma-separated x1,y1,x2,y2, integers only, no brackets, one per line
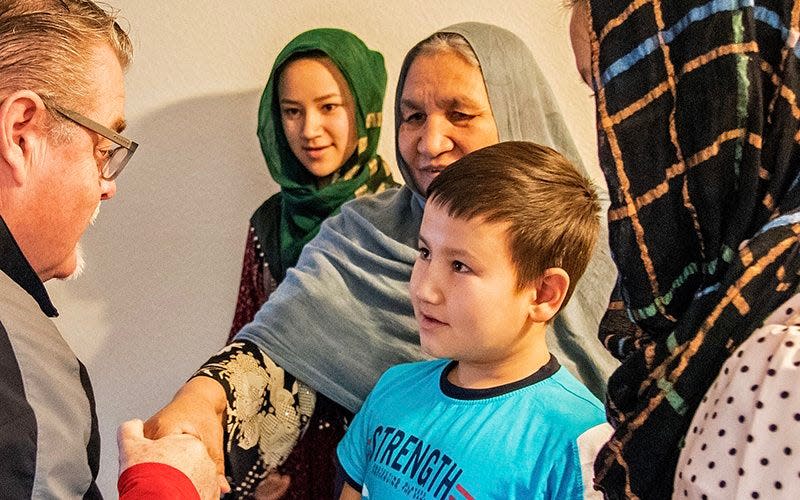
674,294,800,499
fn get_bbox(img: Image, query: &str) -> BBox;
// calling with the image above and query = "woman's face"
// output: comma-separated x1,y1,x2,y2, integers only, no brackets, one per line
278,57,358,178
398,51,499,194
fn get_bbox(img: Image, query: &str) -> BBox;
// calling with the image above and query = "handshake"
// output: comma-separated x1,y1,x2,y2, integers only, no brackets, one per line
117,419,229,500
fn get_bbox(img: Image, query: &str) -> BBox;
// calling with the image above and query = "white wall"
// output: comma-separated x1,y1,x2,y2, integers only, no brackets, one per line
45,0,597,496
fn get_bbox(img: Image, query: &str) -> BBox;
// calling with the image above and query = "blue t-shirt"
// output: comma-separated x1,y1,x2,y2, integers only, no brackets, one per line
337,357,605,499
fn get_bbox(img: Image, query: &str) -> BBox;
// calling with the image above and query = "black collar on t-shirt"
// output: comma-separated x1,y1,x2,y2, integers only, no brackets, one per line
440,354,560,400
0,215,58,317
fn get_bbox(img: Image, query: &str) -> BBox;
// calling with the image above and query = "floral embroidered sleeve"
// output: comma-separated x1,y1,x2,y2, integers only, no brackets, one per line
193,340,315,497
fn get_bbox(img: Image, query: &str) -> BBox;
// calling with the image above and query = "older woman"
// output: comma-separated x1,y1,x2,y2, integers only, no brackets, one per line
570,0,800,497
147,22,618,497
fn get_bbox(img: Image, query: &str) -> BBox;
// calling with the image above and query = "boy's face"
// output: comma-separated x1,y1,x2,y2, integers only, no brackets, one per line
410,202,538,365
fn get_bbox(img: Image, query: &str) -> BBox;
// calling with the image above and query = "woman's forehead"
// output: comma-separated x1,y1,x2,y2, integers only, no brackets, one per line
401,52,486,98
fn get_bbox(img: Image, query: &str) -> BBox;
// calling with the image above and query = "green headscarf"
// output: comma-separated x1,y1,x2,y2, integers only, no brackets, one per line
253,28,394,281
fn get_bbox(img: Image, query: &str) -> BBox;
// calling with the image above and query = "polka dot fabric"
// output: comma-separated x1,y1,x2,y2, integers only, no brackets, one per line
674,295,800,498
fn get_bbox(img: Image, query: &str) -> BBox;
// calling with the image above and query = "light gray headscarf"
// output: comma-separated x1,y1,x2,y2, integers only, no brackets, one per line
238,22,618,412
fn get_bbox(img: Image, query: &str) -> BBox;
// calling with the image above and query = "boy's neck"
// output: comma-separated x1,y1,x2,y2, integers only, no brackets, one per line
446,328,551,390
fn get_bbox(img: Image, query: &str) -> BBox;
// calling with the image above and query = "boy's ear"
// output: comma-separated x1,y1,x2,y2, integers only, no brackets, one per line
0,90,48,186
528,268,570,323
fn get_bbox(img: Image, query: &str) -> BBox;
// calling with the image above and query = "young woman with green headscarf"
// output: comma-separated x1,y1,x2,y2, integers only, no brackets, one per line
224,28,396,498
148,23,618,499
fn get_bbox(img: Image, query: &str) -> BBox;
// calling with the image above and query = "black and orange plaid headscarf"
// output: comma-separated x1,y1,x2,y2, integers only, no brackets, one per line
588,0,800,497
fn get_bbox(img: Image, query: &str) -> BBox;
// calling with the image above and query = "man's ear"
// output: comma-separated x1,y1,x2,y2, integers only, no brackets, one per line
528,268,570,323
0,90,49,186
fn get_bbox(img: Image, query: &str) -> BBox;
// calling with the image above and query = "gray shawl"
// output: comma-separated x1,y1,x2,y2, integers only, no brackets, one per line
238,22,618,412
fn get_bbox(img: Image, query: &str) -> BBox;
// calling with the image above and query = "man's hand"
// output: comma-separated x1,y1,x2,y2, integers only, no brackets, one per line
118,419,228,499
143,377,229,484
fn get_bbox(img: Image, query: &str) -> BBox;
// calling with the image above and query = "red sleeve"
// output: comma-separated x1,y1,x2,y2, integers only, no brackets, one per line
118,462,200,500
228,227,269,342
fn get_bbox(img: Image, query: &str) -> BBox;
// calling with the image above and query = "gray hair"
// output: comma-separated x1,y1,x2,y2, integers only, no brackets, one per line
412,31,480,68
0,0,132,116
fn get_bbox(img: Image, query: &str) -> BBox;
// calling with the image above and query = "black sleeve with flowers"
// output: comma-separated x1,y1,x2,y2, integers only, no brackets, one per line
193,340,316,499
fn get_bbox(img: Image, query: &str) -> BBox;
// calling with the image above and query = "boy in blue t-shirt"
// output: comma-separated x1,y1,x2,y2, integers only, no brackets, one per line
337,141,610,499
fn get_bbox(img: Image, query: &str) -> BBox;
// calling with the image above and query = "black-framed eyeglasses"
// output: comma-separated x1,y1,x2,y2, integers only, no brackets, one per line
50,105,138,181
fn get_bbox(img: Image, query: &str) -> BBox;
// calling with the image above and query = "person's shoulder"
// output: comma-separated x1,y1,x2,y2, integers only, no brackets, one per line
361,359,446,413
248,192,282,234
317,185,422,248
550,367,604,403
338,185,411,219
251,192,282,218
537,368,606,427
378,358,447,385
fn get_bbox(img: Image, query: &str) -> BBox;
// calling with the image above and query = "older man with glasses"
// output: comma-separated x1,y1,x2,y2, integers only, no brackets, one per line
0,1,223,498
49,104,139,181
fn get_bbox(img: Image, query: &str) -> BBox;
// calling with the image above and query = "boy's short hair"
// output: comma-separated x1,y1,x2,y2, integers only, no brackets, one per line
426,141,600,306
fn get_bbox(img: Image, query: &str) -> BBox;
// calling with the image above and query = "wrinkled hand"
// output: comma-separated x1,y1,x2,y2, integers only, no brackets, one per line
143,377,229,485
118,418,227,499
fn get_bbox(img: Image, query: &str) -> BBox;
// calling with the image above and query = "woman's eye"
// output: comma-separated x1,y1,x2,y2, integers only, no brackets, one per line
417,247,430,260
281,107,300,118
448,111,474,123
452,260,471,273
403,112,424,124
321,103,339,112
